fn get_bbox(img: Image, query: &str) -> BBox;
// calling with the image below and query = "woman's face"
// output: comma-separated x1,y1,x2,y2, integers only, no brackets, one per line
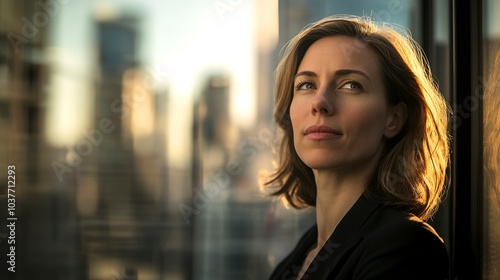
290,36,400,172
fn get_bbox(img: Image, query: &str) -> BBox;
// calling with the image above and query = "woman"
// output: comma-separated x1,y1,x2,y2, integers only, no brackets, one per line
266,16,450,280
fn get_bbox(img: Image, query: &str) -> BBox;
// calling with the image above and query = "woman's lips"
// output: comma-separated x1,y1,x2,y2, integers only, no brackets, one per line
304,125,342,139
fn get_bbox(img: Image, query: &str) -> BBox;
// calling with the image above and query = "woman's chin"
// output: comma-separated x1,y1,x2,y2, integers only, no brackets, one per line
302,159,342,171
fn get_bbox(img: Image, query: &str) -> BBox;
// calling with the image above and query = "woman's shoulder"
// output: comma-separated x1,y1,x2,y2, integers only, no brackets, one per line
366,205,444,244
360,206,449,269
341,205,449,279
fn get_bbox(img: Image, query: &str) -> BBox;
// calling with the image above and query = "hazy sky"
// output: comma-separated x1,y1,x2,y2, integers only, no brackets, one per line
45,0,258,167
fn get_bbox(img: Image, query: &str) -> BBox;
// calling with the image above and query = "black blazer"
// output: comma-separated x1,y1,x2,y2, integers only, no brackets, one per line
268,194,449,280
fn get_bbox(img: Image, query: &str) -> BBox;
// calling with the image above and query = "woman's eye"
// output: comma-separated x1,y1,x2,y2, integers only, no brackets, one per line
296,82,315,91
340,81,363,90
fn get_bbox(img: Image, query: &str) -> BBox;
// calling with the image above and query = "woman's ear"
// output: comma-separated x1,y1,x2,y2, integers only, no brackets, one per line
384,102,408,139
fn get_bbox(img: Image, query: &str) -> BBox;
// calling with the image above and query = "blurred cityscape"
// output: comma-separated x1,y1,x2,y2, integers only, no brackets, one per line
0,0,498,279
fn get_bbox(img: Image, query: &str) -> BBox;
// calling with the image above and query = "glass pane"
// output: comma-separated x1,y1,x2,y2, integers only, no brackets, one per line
483,0,500,279
0,1,433,279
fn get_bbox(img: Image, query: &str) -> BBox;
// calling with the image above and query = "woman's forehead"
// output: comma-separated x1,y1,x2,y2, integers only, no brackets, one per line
297,36,382,82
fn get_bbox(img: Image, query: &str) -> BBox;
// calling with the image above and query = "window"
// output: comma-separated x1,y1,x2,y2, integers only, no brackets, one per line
482,0,500,279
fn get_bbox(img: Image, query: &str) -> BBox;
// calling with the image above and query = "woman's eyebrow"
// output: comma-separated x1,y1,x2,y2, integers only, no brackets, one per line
294,70,317,79
294,69,371,81
334,69,371,81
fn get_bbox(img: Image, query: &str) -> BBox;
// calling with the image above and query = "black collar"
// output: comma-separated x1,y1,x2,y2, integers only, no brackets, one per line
271,194,381,279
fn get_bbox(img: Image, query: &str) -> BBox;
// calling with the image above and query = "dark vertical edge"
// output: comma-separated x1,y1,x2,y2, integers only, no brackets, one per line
451,0,471,278
470,0,484,278
450,0,483,279
421,0,434,61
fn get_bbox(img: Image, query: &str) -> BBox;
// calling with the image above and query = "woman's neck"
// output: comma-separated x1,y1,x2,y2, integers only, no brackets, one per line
313,154,380,247
314,172,365,246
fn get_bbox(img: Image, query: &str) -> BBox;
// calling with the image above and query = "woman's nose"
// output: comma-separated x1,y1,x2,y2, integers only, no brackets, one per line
311,89,334,115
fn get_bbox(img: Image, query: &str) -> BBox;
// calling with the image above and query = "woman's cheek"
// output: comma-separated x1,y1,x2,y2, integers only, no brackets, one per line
348,104,386,133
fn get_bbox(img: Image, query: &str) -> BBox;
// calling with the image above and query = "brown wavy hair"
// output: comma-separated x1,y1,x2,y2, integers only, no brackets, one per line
265,16,450,221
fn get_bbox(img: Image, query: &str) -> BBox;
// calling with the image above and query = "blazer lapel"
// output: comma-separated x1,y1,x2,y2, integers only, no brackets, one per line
303,195,381,280
269,225,317,279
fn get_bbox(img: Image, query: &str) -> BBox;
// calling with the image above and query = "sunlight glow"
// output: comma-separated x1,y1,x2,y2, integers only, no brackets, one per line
45,47,93,147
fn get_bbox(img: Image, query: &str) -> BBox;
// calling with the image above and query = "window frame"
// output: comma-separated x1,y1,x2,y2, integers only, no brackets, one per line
450,0,484,278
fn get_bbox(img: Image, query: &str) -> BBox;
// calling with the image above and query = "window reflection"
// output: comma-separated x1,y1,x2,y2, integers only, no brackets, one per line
483,1,500,279
0,0,435,279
